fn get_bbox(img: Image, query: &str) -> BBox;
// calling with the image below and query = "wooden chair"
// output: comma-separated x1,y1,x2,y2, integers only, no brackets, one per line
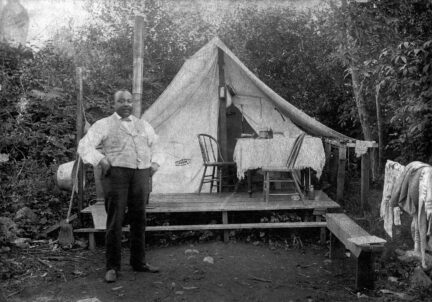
262,133,306,203
197,134,237,194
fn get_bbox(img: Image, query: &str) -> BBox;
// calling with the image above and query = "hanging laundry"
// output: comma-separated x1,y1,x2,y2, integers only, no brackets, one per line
380,160,405,237
389,161,430,215
419,167,432,230
388,161,432,269
393,207,401,226
354,140,375,157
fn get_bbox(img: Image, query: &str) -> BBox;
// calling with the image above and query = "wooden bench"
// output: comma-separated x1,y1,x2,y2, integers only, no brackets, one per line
326,213,386,290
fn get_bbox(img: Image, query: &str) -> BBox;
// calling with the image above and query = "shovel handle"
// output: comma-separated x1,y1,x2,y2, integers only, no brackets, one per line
66,155,81,222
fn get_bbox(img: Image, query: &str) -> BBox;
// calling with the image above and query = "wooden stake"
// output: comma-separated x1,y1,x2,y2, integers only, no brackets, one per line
76,67,84,212
361,150,370,210
222,211,229,243
132,15,144,117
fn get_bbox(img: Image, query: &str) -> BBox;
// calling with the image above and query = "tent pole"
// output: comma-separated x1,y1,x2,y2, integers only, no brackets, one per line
217,47,228,161
132,15,144,117
240,104,244,134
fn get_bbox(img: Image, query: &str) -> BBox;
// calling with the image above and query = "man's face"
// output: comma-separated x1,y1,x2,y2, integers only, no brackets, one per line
114,92,133,118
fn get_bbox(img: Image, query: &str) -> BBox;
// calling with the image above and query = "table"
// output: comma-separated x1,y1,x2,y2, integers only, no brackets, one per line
233,136,326,194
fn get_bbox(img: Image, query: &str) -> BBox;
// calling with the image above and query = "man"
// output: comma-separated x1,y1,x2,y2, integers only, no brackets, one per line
78,90,162,282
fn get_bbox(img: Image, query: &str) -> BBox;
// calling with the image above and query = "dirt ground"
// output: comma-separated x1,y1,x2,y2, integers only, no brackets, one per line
2,186,432,302
2,232,430,302
3,238,366,302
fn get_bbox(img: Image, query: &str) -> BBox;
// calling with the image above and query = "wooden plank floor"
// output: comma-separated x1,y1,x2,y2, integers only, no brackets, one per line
82,190,340,214
146,190,340,213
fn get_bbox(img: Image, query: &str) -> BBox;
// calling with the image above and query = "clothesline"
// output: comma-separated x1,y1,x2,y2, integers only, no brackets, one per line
323,138,378,149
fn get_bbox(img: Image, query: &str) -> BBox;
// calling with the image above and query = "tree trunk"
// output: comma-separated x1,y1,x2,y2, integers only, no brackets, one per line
351,69,378,181
342,0,378,181
351,69,373,141
375,84,384,173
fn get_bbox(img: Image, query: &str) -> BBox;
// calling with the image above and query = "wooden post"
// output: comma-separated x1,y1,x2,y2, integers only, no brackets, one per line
88,233,95,251
324,141,331,169
356,252,374,289
247,170,252,197
329,233,345,259
76,67,84,212
217,47,227,161
222,211,229,243
313,208,327,244
132,15,144,117
322,141,332,185
361,150,370,210
336,145,346,203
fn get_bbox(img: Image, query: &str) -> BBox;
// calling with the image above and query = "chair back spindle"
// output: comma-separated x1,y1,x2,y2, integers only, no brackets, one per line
196,133,238,194
197,134,223,163
286,133,306,169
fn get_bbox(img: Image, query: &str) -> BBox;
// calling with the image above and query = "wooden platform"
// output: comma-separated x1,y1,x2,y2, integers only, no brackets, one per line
76,190,340,249
83,190,339,214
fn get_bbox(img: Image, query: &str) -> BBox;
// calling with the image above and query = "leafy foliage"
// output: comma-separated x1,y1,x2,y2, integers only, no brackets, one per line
0,43,79,238
1,0,432,241
219,6,353,133
327,0,432,163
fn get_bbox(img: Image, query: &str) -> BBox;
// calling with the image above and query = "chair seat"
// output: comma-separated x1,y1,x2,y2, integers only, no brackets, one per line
206,162,236,166
264,179,295,183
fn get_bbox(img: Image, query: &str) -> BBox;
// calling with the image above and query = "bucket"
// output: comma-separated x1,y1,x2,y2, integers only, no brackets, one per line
56,160,84,191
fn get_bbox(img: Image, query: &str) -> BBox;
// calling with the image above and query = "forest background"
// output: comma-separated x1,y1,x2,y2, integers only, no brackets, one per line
0,0,431,239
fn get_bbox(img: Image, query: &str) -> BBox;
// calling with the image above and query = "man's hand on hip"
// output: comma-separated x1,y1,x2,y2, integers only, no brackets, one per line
151,162,160,176
99,157,111,177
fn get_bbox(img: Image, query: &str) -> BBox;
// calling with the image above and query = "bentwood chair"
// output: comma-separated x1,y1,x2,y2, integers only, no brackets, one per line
262,133,306,203
197,134,238,194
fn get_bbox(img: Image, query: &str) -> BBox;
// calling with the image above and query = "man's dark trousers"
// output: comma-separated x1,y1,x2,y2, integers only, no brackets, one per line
102,167,151,271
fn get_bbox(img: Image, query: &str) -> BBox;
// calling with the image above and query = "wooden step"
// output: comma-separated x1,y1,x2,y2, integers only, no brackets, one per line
74,221,327,233
74,221,328,251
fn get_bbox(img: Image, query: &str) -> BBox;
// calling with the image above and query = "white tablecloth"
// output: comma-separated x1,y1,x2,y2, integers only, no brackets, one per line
233,136,326,180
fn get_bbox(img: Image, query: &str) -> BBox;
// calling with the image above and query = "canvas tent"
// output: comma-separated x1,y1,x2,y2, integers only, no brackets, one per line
143,37,349,194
